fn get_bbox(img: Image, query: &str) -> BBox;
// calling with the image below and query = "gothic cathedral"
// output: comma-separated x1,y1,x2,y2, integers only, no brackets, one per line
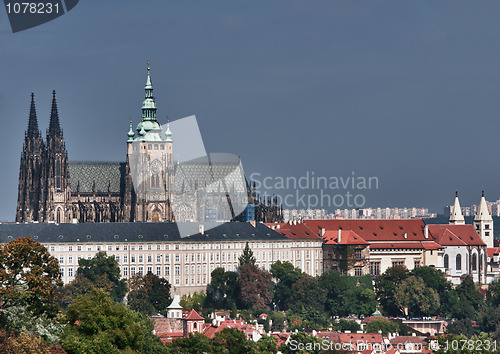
16,65,282,224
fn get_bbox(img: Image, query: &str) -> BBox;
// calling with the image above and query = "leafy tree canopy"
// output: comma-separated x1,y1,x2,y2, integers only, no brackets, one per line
270,261,302,311
127,272,171,316
61,287,166,354
238,264,273,310
239,242,256,267
365,318,400,335
59,251,127,306
394,275,440,317
0,237,62,318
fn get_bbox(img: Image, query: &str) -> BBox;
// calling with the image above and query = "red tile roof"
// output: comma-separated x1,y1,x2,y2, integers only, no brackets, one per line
390,336,426,346
487,247,500,258
421,241,444,250
204,322,257,339
271,332,291,346
304,219,430,243
264,222,321,240
428,225,485,246
316,330,341,342
157,332,184,344
338,332,384,344
152,317,183,334
184,309,204,321
370,242,442,250
323,230,369,245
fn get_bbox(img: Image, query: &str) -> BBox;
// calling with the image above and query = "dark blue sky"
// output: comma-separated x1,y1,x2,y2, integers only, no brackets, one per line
1,1,500,221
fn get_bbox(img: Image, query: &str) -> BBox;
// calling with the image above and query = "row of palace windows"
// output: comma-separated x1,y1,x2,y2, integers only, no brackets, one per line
444,253,482,271
48,242,305,252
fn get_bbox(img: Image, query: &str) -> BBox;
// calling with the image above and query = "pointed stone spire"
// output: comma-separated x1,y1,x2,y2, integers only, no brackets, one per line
165,119,173,142
48,90,62,136
449,191,465,225
27,93,40,138
475,191,493,222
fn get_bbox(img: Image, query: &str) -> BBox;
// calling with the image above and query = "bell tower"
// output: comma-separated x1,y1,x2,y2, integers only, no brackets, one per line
125,62,174,222
16,93,44,222
474,191,494,248
449,191,465,225
43,90,71,223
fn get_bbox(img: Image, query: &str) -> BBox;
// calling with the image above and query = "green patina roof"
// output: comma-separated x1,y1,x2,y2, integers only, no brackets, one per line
167,295,182,310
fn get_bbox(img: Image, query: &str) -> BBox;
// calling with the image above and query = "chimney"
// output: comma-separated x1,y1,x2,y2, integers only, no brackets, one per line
424,224,429,239
338,229,342,243
199,224,204,235
320,227,325,237
277,224,280,230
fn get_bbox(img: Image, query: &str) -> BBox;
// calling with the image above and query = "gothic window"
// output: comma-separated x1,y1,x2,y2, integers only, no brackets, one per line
472,253,477,271
456,254,462,271
56,208,61,224
444,254,449,269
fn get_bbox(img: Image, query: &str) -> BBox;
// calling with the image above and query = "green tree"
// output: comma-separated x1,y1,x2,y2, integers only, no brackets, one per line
394,275,440,317
169,332,219,354
411,266,458,317
487,277,500,308
238,263,273,310
318,270,351,316
127,272,171,316
0,237,62,318
256,335,278,354
446,318,478,338
0,330,66,354
212,327,256,354
270,261,302,310
270,312,286,331
180,291,206,312
334,319,361,333
60,251,127,306
374,265,409,316
455,276,484,320
279,332,323,354
318,270,377,317
206,268,239,309
61,287,166,353
365,318,400,334
239,242,256,267
290,274,327,322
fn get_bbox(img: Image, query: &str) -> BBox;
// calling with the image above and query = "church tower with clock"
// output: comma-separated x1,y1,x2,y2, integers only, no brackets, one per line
124,63,175,222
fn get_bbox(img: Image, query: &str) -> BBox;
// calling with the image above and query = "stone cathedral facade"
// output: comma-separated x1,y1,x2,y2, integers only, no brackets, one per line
16,66,282,224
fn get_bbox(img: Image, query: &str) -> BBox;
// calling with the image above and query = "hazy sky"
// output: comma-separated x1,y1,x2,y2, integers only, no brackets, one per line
1,1,500,221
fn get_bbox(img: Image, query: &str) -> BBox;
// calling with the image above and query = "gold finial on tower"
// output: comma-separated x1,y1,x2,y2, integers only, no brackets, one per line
147,60,150,71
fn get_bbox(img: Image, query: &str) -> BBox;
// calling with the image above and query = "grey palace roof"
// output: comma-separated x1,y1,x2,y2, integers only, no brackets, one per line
0,222,290,244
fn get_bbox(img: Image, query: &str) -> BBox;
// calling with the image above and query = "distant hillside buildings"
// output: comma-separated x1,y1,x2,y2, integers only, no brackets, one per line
270,192,498,285
283,207,437,221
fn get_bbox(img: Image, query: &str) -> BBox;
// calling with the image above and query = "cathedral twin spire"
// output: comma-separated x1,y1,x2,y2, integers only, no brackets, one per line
48,90,62,136
26,90,63,139
27,93,40,138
